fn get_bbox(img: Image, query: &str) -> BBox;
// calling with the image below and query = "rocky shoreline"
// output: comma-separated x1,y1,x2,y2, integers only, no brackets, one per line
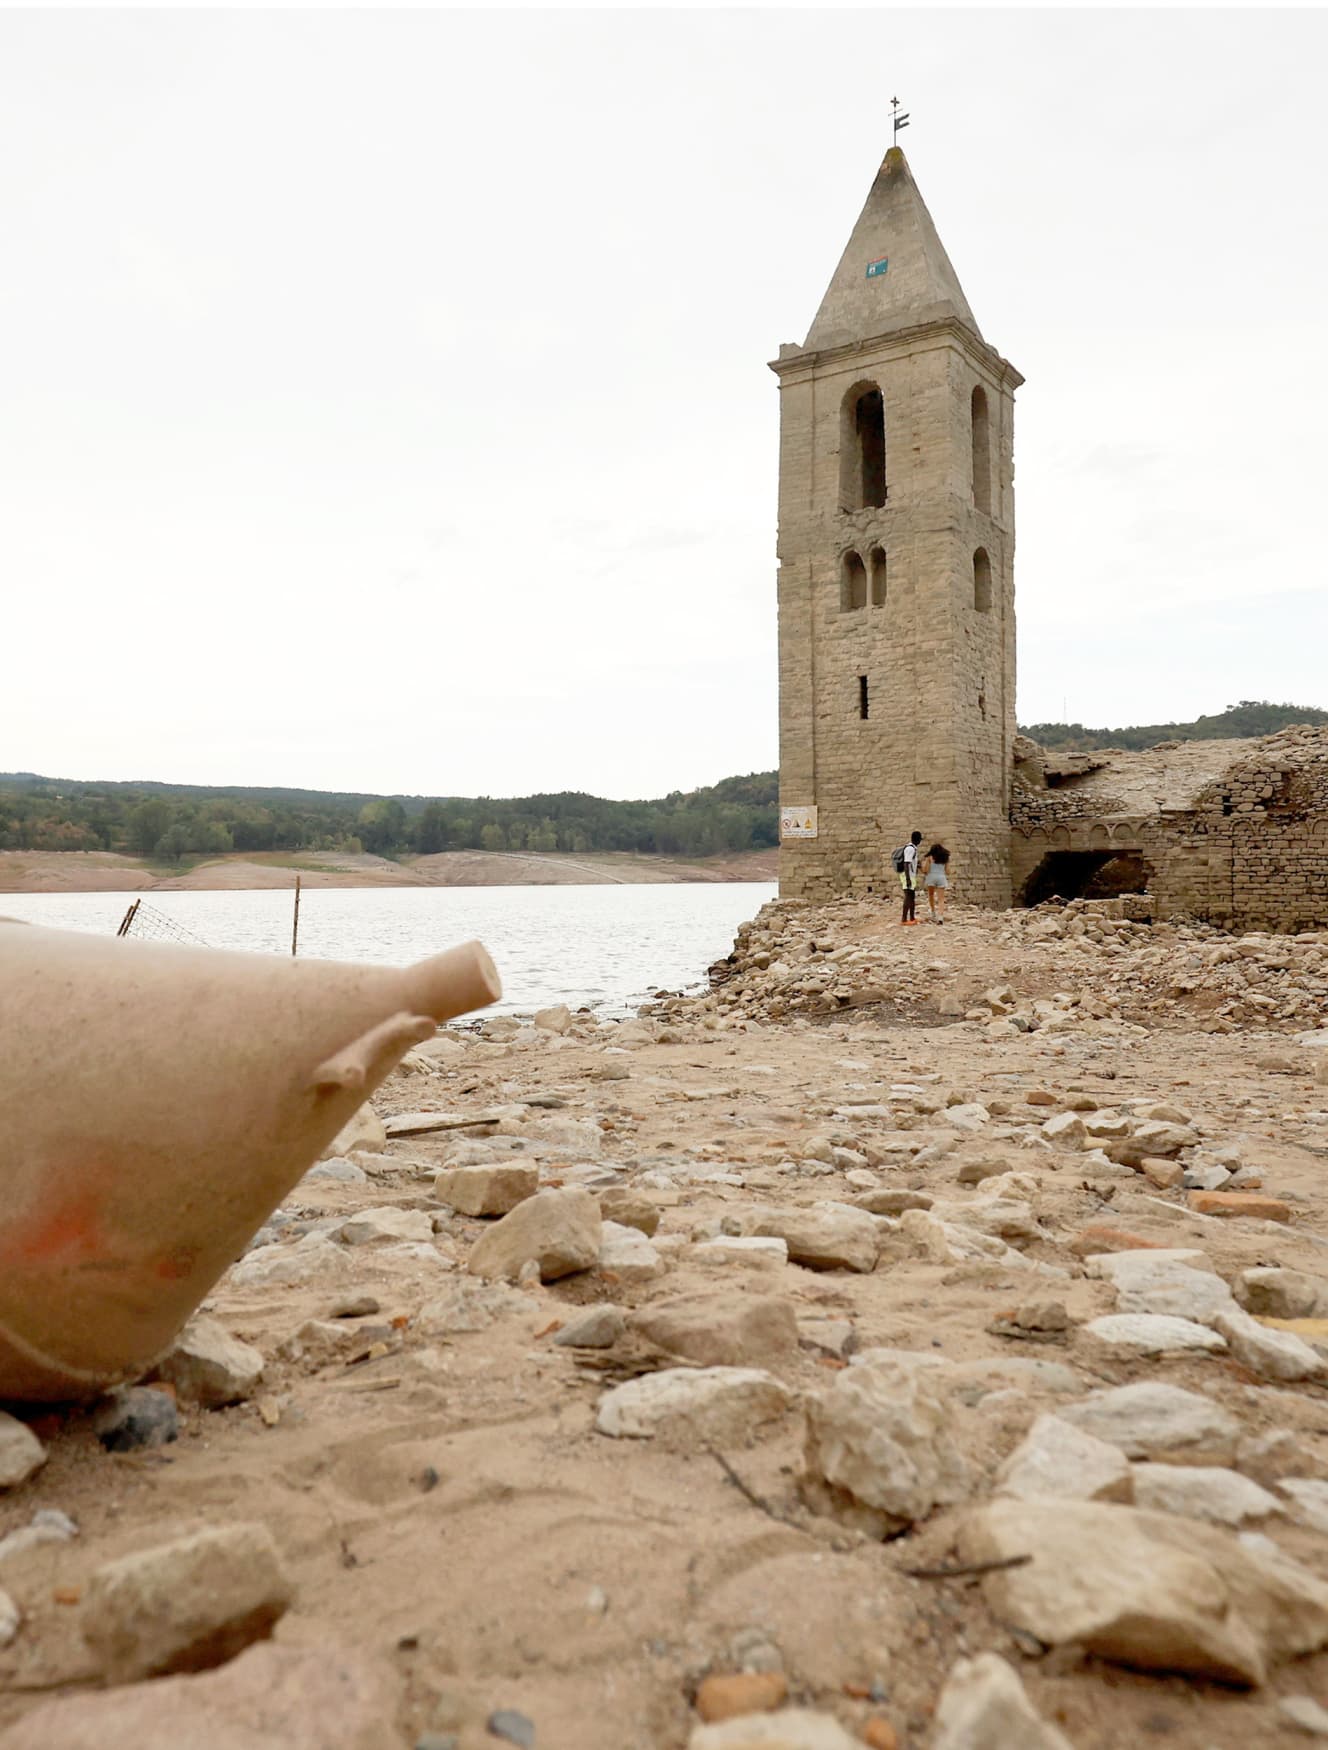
2,897,1328,1747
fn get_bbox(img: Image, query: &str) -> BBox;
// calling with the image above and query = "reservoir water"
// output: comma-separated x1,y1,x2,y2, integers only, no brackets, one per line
0,883,777,1017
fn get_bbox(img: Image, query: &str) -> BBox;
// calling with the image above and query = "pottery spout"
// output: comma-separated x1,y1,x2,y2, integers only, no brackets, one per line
0,923,501,1401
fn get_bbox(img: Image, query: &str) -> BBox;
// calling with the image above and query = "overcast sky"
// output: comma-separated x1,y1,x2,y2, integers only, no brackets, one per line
3,8,1325,799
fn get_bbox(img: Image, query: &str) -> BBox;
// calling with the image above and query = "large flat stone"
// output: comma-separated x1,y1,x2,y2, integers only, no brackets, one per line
81,1524,293,1682
0,1642,396,1750
995,1414,1133,1504
746,1202,879,1273
596,1367,791,1446
433,1163,538,1216
958,1498,1328,1685
1058,1383,1240,1466
1081,1314,1227,1358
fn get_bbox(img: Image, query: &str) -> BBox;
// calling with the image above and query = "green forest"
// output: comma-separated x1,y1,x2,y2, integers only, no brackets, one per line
0,770,781,863
1018,700,1327,753
4,702,1323,863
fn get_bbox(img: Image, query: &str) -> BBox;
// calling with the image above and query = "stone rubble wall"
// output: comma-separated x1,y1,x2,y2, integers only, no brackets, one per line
1012,726,1328,933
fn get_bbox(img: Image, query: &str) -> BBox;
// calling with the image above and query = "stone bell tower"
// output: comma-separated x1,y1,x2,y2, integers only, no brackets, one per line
771,146,1022,907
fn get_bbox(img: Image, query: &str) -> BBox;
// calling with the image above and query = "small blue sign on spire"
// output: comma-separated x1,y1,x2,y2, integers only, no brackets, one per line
866,257,889,279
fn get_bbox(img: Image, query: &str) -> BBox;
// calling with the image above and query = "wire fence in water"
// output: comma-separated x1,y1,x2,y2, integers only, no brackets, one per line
115,898,211,948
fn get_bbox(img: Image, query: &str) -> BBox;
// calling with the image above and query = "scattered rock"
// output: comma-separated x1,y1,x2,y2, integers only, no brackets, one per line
305,1156,369,1183
1237,1266,1328,1320
229,1234,349,1289
0,1642,396,1750
1277,1478,1328,1535
687,1711,859,1749
153,1317,264,1409
958,1497,1328,1684
931,1651,1074,1750
1188,1191,1291,1222
1280,1695,1328,1737
695,1671,789,1723
995,1413,1133,1504
533,1003,573,1033
695,1237,789,1270
1068,1226,1164,1257
320,1101,387,1158
596,1367,791,1445
1211,1307,1326,1382
802,1355,969,1536
82,1523,293,1682
338,1207,434,1246
94,1387,179,1453
1081,1313,1227,1358
853,1189,932,1215
486,1710,536,1748
468,1187,602,1282
416,1280,527,1336
1131,1463,1280,1526
553,1305,626,1349
598,1220,664,1283
745,1203,879,1273
943,1103,991,1133
0,1591,17,1649
1058,1382,1240,1465
630,1293,798,1369
433,1164,538,1217
598,1189,662,1235
0,1509,78,1564
0,1415,46,1489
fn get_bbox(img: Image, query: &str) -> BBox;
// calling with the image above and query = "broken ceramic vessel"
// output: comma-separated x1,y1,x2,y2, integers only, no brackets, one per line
0,922,501,1399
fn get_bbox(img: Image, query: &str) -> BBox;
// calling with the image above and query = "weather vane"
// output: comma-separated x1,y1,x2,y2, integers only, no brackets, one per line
891,96,910,144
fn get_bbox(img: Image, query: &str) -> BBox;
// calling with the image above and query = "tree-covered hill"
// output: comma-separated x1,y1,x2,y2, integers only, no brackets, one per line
1018,700,1327,753
0,770,780,862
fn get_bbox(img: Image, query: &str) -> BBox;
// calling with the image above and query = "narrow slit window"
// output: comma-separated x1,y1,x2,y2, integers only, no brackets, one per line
841,549,867,611
858,675,869,720
971,385,992,514
869,547,887,607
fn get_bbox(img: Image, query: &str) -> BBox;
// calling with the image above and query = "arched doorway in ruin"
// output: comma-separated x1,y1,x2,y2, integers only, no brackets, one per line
1018,850,1150,908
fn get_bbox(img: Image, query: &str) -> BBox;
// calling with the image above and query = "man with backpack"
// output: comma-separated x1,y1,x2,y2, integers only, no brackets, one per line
892,830,924,925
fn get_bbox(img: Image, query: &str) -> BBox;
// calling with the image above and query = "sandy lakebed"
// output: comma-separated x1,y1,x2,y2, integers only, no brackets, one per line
1,895,1328,1747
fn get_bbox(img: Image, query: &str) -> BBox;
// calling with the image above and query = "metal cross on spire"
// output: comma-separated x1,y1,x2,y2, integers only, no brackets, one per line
891,97,910,144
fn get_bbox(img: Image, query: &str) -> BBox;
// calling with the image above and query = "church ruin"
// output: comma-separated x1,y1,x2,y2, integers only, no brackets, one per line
772,146,1328,932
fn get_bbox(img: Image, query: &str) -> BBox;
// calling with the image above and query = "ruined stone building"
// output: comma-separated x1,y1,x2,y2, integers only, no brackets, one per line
772,147,1328,931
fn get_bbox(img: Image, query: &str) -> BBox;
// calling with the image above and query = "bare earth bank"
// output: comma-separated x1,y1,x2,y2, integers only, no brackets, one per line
0,848,779,894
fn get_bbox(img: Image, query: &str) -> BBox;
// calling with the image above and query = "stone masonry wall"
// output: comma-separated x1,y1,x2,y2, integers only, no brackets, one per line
1149,729,1328,932
1011,727,1328,933
775,321,1019,909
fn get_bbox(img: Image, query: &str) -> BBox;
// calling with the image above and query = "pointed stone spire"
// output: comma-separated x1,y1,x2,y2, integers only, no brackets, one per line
803,147,981,352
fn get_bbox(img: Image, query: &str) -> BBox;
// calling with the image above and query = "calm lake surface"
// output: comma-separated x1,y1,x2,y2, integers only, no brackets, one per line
1,884,777,1017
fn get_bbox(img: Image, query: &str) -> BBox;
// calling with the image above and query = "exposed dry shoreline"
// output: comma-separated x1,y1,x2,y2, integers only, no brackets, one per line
2,897,1328,1747
0,847,779,895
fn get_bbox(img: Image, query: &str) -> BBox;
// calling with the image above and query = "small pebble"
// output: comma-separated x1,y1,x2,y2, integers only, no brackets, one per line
94,1387,179,1452
487,1709,535,1748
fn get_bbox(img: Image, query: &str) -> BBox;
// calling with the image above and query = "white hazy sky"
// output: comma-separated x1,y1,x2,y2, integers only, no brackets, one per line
3,7,1325,800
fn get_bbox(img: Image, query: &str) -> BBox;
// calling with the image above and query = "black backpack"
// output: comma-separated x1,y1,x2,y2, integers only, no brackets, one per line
890,845,908,873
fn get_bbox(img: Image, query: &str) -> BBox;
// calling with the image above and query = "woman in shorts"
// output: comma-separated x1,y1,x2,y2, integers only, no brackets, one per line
921,842,951,923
